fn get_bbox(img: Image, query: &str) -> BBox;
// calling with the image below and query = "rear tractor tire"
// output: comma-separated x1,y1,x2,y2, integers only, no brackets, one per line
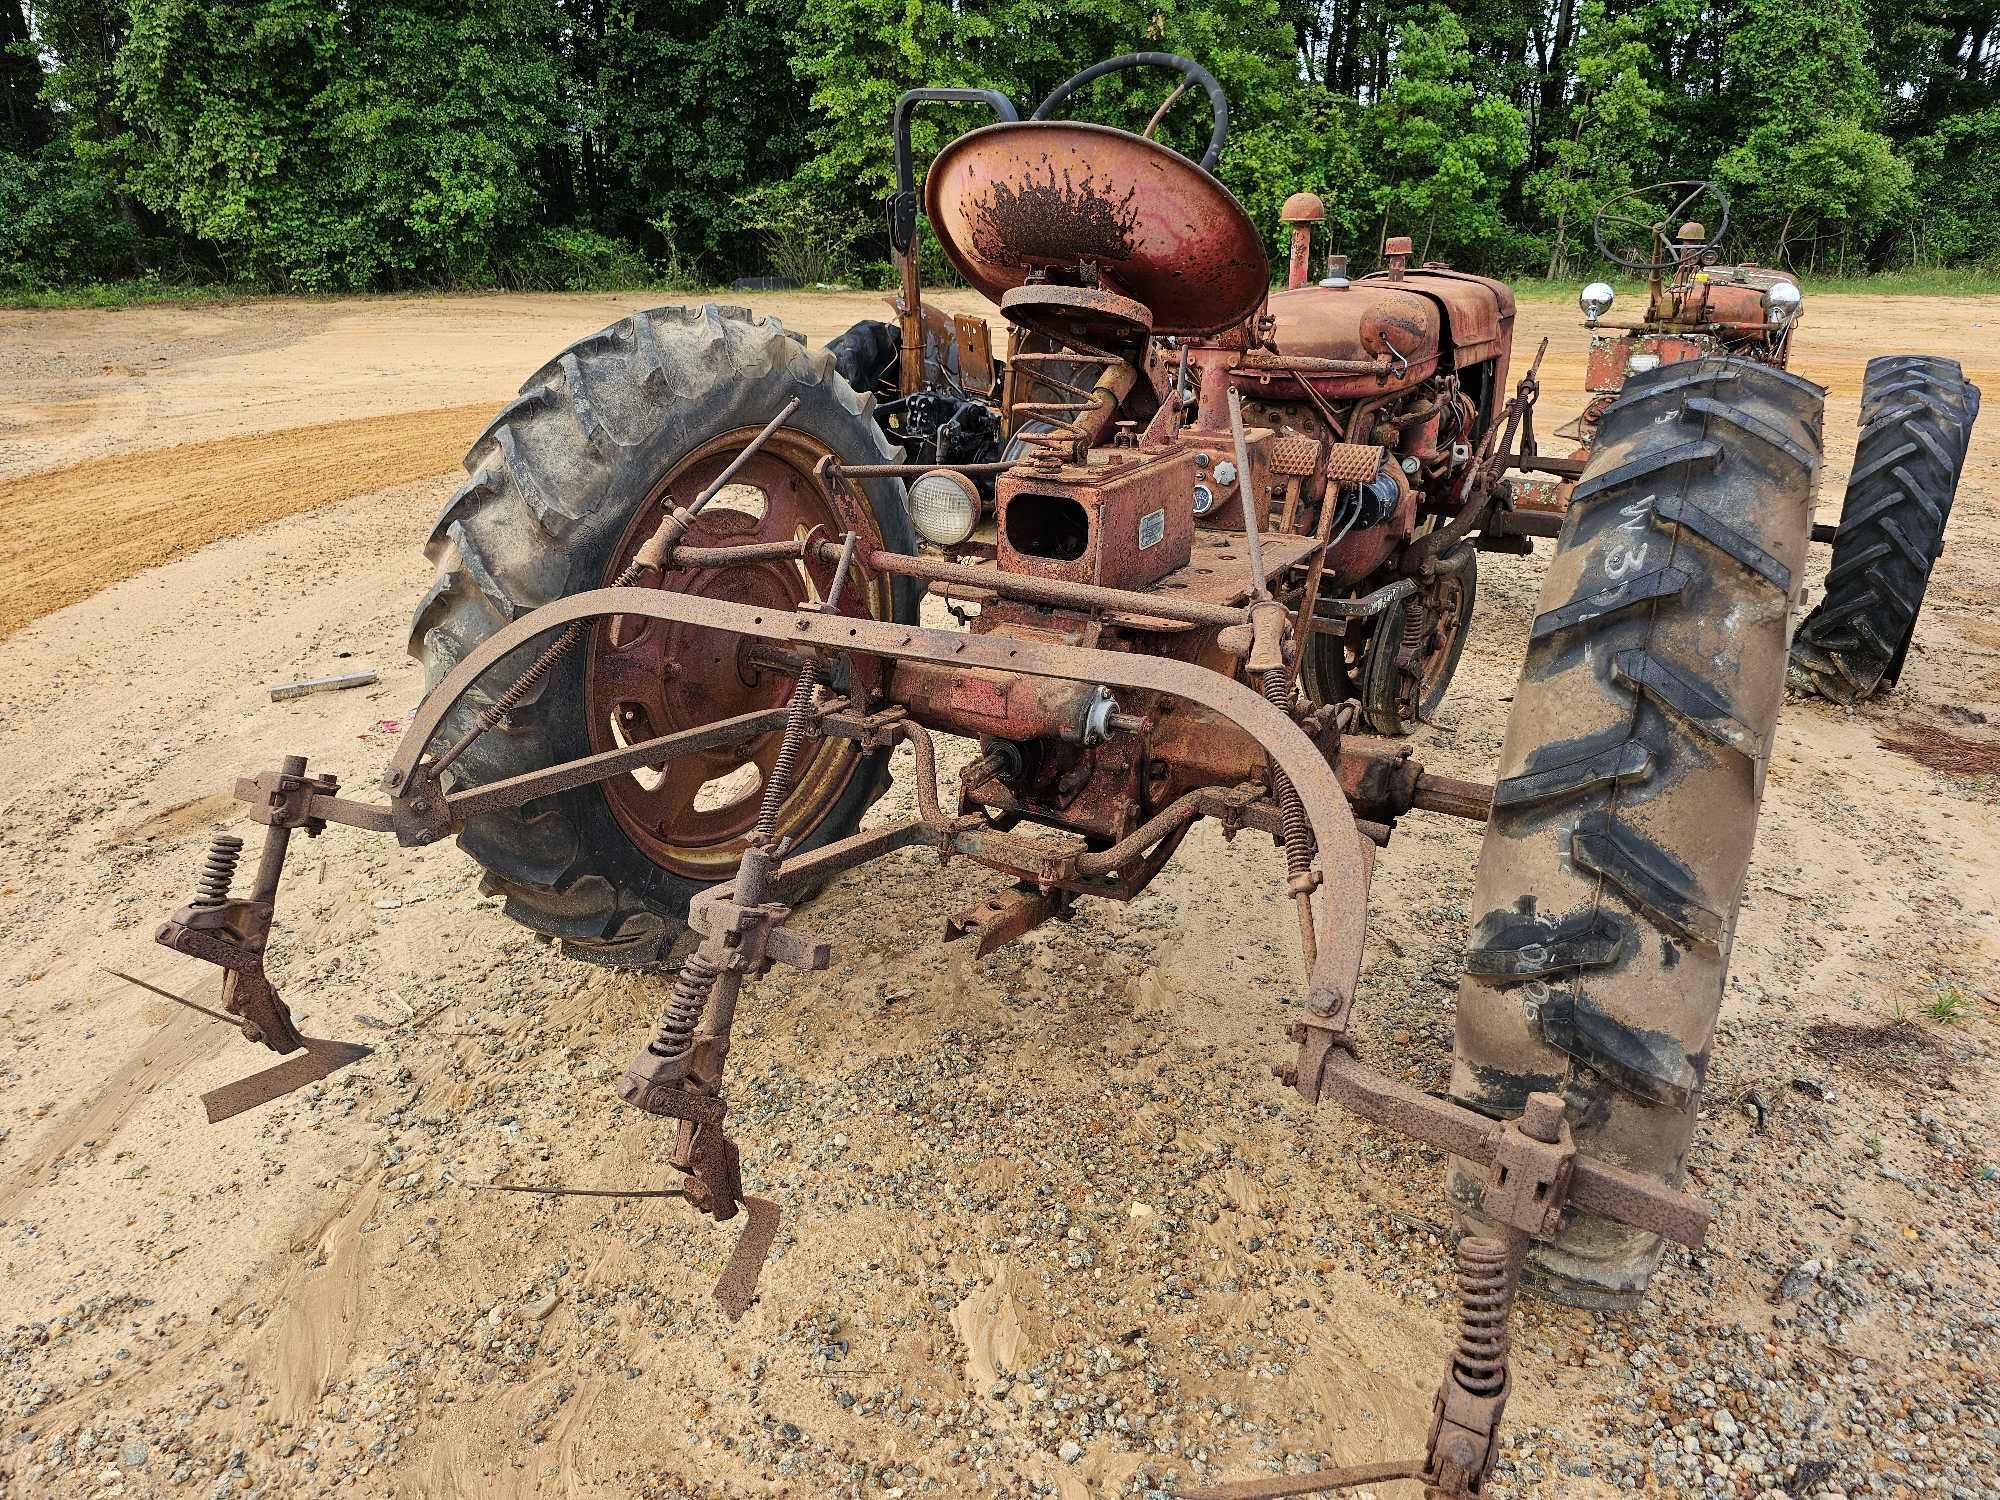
1448,356,1823,1308
409,304,917,967
1790,353,1980,703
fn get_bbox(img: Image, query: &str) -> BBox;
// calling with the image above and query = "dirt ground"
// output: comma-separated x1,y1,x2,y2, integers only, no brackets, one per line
0,290,1994,1500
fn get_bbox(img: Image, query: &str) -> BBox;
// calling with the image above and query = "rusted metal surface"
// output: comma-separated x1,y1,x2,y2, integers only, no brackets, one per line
1280,191,1323,291
925,121,1268,336
1412,771,1494,820
953,312,997,396
1268,433,1321,478
945,884,1067,955
1297,1052,1710,1248
1398,268,1518,390
1255,282,1438,395
199,1040,373,1124
148,88,1743,1500
396,585,1372,1013
586,427,889,882
994,444,1197,588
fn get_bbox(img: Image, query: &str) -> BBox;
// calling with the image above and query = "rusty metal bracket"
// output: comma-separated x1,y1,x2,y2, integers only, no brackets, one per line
1299,1048,1709,1249
687,886,830,978
945,883,1071,956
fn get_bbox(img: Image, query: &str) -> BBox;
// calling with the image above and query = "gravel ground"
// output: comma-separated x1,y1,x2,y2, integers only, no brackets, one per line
0,293,1995,1499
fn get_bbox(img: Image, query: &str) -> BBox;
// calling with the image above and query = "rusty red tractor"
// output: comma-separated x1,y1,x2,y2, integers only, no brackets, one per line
1504,179,1980,707
146,55,1833,1497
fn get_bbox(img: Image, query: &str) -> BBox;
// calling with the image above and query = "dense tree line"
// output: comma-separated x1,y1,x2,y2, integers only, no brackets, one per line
2,0,1994,292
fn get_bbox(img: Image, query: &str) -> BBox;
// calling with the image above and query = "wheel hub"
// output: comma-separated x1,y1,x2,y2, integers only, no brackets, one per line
584,428,890,881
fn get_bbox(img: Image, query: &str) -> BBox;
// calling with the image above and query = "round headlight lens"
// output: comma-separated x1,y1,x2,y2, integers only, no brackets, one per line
908,468,983,547
1579,281,1616,322
1764,280,1803,324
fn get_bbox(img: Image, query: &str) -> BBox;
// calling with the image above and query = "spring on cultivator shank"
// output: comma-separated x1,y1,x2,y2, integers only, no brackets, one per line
1450,1236,1516,1396
192,834,244,909
753,662,822,840
646,949,725,1070
1262,665,1313,877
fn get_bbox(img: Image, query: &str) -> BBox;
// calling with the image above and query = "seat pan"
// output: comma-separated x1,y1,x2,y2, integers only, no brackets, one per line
924,121,1269,337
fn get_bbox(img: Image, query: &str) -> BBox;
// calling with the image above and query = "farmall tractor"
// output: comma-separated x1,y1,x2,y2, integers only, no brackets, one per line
1508,180,1982,706
147,56,1828,1497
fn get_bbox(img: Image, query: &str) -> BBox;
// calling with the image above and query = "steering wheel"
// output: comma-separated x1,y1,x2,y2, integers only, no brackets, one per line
1592,180,1730,271
1032,53,1229,174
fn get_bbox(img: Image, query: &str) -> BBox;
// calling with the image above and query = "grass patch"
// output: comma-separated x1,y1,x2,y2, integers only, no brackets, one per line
1924,986,1970,1024
13,266,1999,314
1804,1016,1954,1083
0,279,249,310
1483,268,2000,302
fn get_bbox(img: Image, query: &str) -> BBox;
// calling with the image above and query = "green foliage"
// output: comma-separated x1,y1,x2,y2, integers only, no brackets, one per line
732,176,863,286
1709,0,1911,269
0,0,1995,292
1525,3,1667,277
497,227,657,291
1900,109,2000,269
0,139,145,287
1360,7,1527,264
109,0,567,290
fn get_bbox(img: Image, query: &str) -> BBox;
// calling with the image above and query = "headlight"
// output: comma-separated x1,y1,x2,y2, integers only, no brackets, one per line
1764,280,1803,325
908,468,983,547
1579,281,1616,323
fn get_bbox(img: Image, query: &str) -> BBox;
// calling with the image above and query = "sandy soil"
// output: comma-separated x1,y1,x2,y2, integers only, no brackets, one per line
0,291,1995,1499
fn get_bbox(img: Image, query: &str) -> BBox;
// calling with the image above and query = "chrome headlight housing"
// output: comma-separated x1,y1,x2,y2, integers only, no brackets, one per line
1764,280,1803,325
908,468,983,547
1579,281,1616,324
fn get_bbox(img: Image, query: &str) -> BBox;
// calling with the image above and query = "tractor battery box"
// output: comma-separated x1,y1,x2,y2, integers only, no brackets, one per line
995,446,1197,591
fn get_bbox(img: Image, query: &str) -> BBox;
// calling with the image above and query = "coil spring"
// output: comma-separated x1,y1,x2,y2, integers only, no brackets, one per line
193,833,244,908
1010,346,1122,468
1262,666,1312,878
753,660,822,841
1450,1236,1515,1396
1401,588,1429,646
648,949,723,1069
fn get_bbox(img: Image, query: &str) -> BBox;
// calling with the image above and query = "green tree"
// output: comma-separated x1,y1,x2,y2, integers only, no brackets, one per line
786,0,1323,276
1900,106,2000,266
113,0,565,289
1361,6,1528,264
1525,3,1665,275
1712,0,1911,268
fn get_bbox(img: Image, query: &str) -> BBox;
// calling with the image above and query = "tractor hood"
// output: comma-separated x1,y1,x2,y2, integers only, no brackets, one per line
1263,281,1442,395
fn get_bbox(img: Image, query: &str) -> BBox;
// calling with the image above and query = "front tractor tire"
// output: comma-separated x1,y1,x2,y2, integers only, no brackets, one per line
1448,357,1823,1307
410,304,916,967
1789,353,1980,703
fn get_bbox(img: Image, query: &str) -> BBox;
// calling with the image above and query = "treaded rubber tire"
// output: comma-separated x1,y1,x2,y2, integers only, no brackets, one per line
827,319,900,398
1447,356,1823,1308
408,303,916,968
1790,353,1979,702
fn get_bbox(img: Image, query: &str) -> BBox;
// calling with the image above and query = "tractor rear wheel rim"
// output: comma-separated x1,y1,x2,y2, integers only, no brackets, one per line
585,427,890,880
1403,567,1471,721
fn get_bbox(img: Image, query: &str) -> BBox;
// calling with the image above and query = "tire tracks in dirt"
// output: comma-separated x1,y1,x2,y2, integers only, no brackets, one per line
0,402,490,639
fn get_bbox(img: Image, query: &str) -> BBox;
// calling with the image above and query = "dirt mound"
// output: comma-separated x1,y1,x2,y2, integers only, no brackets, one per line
0,404,490,637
